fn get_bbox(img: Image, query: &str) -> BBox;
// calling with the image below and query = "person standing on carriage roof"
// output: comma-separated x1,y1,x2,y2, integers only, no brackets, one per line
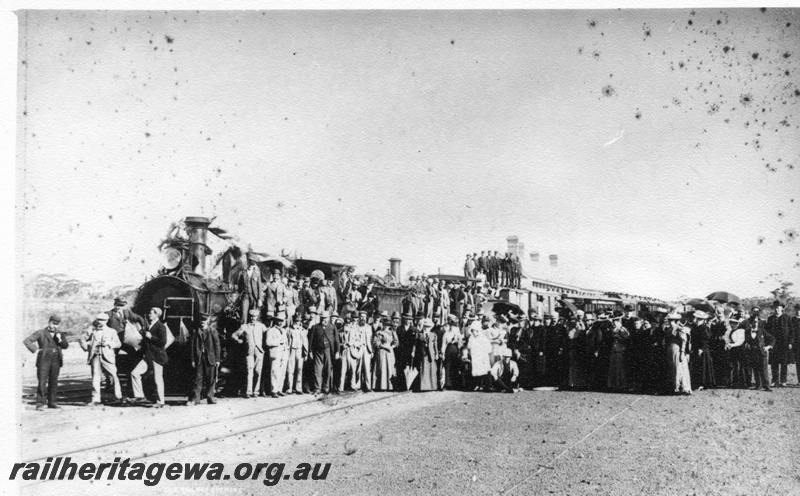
106,296,147,355
188,312,221,405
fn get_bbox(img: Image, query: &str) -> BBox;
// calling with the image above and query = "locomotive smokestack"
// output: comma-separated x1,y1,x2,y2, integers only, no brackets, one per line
184,216,212,276
389,258,402,283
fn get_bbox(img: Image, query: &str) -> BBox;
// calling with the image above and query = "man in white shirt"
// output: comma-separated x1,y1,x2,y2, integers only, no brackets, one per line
231,309,267,398
79,313,122,406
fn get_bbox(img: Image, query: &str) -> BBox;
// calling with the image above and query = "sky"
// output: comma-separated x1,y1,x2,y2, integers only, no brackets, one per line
14,7,800,301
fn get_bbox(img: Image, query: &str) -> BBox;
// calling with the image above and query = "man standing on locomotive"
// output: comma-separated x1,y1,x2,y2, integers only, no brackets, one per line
23,314,69,410
188,312,221,405
265,268,287,322
129,307,169,408
238,253,264,323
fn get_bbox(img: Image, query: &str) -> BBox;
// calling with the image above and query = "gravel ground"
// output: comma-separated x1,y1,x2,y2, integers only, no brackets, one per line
17,351,800,496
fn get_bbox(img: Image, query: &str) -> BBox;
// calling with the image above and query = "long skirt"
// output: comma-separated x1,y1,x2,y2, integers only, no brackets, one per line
568,349,587,389
443,343,461,389
373,349,396,391
516,351,534,389
668,344,691,393
691,347,716,389
607,351,627,390
417,357,438,391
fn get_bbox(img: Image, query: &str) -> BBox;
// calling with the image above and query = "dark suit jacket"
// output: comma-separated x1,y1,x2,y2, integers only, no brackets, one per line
477,256,486,272
766,314,793,350
143,320,169,366
192,324,221,366
106,308,146,334
23,327,69,367
309,322,339,354
741,318,775,354
238,265,264,303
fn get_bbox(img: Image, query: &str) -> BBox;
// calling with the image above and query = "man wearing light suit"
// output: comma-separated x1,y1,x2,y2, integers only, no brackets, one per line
79,313,122,406
231,308,267,397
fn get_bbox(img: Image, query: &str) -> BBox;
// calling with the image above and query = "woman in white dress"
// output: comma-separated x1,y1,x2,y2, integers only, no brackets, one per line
466,325,492,390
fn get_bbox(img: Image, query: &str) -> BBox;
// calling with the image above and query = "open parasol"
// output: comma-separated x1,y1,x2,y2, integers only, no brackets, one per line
706,291,741,305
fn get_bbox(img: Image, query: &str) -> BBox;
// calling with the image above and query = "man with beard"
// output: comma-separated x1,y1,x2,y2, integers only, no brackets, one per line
741,307,774,391
309,311,339,394
766,300,793,387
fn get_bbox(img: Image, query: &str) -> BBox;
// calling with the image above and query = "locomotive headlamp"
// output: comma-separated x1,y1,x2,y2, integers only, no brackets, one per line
162,247,182,270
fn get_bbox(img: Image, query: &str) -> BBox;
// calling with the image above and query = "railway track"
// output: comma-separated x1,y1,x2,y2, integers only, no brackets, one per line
22,390,408,487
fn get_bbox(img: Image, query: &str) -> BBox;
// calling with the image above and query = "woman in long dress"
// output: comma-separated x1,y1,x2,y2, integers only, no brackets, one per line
607,314,630,391
666,313,692,395
372,322,399,391
414,318,439,392
441,315,463,390
466,325,492,390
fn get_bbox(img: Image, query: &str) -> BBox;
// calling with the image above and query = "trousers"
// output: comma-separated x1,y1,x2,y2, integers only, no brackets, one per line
285,348,304,393
244,351,264,396
360,349,373,391
131,359,165,404
313,347,333,393
268,348,288,394
36,352,60,407
90,354,121,402
340,348,362,391
192,356,217,402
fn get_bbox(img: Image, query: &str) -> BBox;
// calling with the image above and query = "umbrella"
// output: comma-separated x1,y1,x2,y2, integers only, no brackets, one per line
557,300,579,313
706,291,741,305
403,366,418,391
684,298,707,307
492,302,523,316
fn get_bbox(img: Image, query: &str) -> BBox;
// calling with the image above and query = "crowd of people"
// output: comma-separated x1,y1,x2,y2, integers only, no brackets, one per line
23,288,799,409
463,251,522,289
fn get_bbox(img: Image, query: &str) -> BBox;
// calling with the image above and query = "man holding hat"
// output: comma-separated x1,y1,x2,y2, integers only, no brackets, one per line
489,348,519,393
766,300,793,386
265,315,288,398
80,313,122,405
189,312,221,405
231,308,266,398
130,307,169,407
24,315,70,409
106,296,147,355
309,311,340,394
